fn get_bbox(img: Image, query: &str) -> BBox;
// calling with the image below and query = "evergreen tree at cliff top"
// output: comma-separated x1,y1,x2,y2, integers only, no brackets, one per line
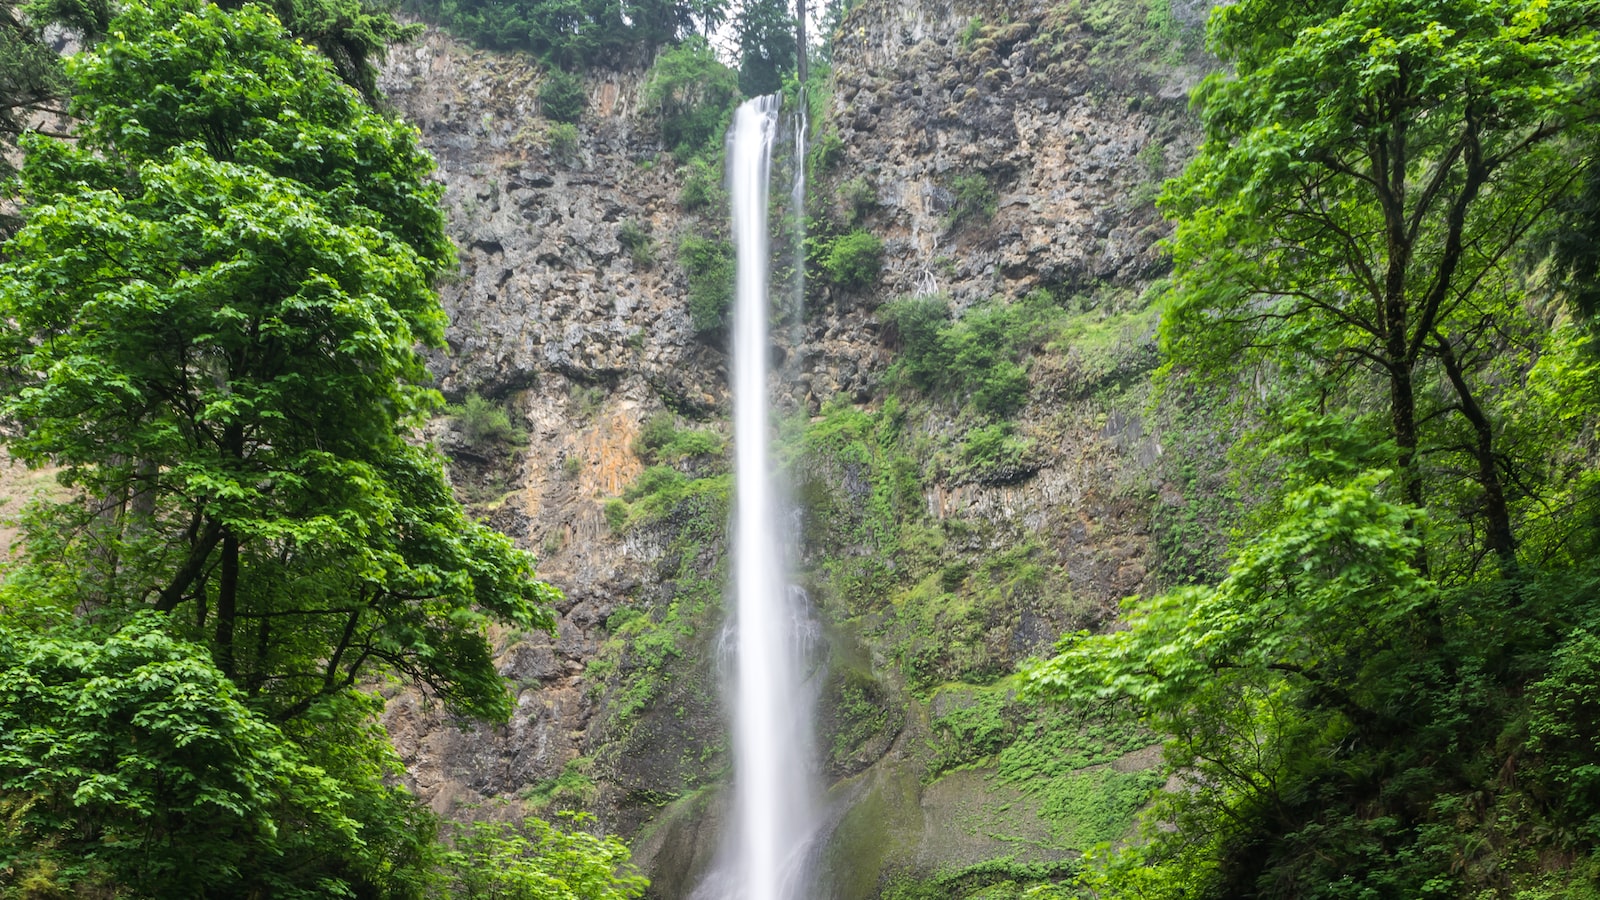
1030,0,1600,896
399,0,719,68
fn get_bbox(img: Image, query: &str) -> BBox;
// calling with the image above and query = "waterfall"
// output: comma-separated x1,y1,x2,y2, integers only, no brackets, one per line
707,93,820,900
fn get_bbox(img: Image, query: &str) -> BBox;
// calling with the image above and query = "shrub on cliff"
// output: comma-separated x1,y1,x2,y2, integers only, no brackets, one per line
678,233,735,333
643,36,740,158
451,393,528,448
882,292,1058,418
817,228,883,289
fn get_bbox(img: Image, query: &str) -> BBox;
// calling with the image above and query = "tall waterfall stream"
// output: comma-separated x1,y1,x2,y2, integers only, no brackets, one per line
696,94,823,900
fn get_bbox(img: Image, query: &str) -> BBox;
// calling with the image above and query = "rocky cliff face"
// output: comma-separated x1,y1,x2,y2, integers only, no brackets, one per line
377,1,1215,895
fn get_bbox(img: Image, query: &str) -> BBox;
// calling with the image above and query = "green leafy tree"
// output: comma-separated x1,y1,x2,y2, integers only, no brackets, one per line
0,0,556,723
0,614,435,897
438,816,648,900
25,0,419,99
1029,1,1600,896
1159,0,1600,574
399,0,718,69
642,35,739,157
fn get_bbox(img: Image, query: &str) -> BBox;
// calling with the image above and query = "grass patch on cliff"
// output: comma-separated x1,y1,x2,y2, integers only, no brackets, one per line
927,678,1161,849
606,469,730,534
944,173,997,231
954,423,1035,485
519,756,597,811
788,396,1087,687
642,36,739,159
1029,0,1206,84
632,412,725,463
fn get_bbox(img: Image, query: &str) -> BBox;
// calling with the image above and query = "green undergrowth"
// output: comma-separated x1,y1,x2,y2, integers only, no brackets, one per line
890,539,1081,689
928,679,1161,848
519,756,598,811
789,396,927,618
604,463,730,535
789,393,1104,689
1144,379,1247,586
590,582,713,727
882,287,1158,424
955,422,1035,485
823,664,895,774
880,857,1081,900
813,228,884,290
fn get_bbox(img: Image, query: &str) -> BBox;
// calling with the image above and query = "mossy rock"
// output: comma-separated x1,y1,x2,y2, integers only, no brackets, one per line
819,665,901,778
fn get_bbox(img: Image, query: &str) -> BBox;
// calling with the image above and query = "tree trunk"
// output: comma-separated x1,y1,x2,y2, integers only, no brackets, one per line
215,531,238,680
1432,331,1518,575
796,0,807,87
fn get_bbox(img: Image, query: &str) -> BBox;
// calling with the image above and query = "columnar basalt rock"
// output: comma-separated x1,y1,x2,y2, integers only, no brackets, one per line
377,1,1213,892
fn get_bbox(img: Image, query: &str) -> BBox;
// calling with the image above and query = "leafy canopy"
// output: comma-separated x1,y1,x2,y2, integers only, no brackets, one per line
1029,0,1600,896
0,614,436,897
0,0,556,723
1158,0,1600,570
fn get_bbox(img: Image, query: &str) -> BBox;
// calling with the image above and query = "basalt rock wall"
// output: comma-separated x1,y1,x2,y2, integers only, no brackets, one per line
378,1,1216,895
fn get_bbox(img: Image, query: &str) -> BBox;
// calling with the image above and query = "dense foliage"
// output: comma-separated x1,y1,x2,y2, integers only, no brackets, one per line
1029,0,1600,896
438,817,649,900
0,1,641,895
0,616,437,896
642,36,740,157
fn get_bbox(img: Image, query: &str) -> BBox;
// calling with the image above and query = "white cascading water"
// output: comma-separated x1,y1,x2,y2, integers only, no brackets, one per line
717,93,819,900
